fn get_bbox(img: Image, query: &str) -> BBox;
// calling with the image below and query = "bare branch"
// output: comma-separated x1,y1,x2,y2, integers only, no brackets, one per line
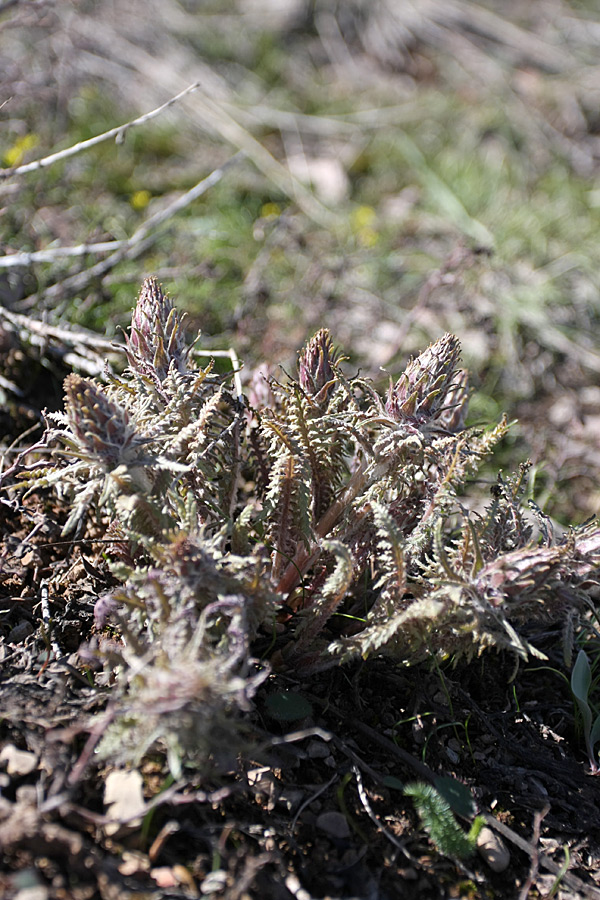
17,152,243,307
0,241,125,268
0,305,121,377
0,305,117,354
0,82,200,181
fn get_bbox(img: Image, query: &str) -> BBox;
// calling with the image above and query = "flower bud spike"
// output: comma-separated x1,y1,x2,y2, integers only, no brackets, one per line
386,333,461,429
127,277,191,381
63,374,140,469
298,328,339,404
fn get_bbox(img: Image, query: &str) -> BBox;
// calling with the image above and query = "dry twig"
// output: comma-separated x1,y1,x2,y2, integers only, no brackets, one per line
0,241,125,269
15,152,243,309
0,83,200,181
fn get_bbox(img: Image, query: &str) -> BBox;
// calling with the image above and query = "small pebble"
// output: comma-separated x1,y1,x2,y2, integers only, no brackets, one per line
201,870,228,894
0,744,38,776
14,886,49,900
15,785,37,805
278,788,304,811
534,874,558,895
7,622,34,644
306,740,331,759
477,826,510,873
316,811,350,839
11,868,48,900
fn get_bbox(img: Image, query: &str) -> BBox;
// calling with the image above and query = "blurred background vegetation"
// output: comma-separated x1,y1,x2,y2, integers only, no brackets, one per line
2,0,600,523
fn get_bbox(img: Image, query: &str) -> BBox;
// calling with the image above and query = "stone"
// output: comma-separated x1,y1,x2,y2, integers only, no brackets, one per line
477,826,510,873
316,811,351,839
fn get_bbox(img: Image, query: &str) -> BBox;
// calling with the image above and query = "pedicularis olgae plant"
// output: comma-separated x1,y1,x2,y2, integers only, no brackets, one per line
19,277,600,771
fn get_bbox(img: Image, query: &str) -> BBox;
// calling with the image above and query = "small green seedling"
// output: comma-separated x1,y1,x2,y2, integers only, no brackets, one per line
404,779,484,860
570,649,600,773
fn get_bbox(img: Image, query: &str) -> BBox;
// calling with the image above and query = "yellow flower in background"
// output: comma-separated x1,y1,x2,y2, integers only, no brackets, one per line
3,133,39,167
261,202,281,218
350,204,379,247
351,205,376,230
131,189,151,210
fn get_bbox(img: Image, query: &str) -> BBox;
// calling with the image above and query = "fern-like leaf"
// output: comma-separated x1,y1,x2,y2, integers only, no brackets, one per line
404,781,476,859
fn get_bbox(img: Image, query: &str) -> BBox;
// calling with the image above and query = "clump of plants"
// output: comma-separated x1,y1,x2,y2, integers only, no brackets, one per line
14,277,600,771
